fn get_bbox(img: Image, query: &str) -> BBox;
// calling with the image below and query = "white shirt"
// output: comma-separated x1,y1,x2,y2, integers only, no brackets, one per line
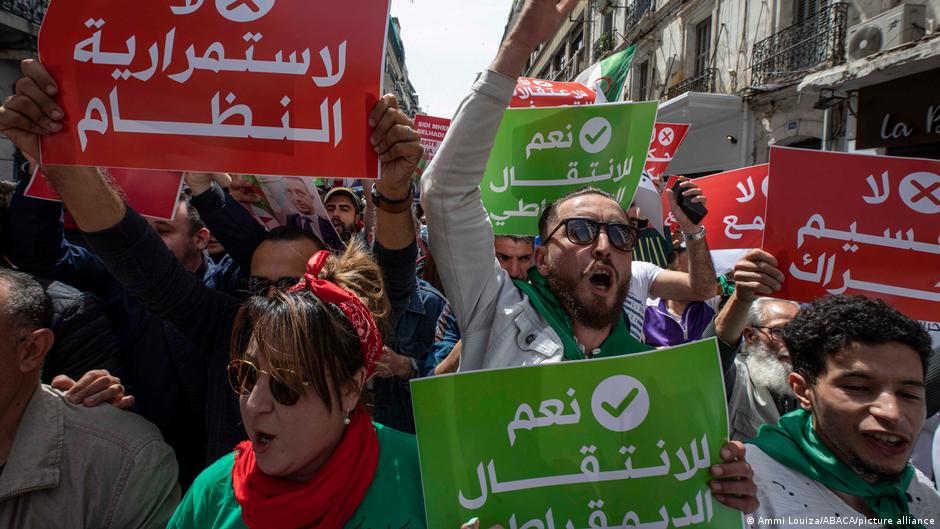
624,261,664,341
748,445,940,528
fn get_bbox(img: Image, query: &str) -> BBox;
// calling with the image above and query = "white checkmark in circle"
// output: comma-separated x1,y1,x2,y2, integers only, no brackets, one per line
590,375,650,432
579,117,613,154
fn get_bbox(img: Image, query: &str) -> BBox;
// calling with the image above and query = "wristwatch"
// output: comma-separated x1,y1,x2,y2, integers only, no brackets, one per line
370,182,414,214
682,226,707,242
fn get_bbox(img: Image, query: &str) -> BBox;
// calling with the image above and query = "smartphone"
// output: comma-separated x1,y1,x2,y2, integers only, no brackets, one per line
671,179,708,225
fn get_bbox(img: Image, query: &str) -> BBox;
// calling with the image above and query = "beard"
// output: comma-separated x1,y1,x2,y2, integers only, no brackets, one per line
743,340,793,396
332,221,353,243
545,259,629,330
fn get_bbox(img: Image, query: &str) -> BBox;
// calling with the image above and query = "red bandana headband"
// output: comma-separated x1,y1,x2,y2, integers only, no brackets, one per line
288,251,382,378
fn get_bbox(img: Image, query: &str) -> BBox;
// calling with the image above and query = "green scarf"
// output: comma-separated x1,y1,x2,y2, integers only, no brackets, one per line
513,269,650,361
748,409,923,529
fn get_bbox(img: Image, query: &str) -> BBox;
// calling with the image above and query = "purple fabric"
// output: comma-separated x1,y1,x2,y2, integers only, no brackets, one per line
643,299,716,347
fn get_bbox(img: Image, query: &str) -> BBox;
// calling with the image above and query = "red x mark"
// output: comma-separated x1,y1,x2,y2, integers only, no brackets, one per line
911,180,940,205
224,0,261,12
659,130,674,144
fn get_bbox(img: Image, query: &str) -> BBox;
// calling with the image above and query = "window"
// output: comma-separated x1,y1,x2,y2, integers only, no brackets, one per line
636,60,650,100
603,12,613,35
694,17,712,77
794,0,827,23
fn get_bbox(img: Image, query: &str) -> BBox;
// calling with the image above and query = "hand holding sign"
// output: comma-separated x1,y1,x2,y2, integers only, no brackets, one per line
731,249,785,303
0,59,62,161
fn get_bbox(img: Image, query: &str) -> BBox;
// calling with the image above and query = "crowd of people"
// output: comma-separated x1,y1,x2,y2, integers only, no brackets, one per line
0,1,938,528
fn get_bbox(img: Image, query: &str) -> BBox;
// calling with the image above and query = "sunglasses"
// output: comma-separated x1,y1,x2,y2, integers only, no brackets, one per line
227,359,311,406
546,217,640,252
246,276,300,296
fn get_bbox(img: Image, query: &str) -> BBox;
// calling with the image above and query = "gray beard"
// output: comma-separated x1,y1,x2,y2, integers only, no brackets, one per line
743,340,793,396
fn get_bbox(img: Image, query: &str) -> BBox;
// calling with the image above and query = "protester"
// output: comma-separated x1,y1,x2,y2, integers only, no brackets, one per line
4,169,240,486
642,234,723,348
0,268,180,528
166,250,425,529
369,158,461,431
494,235,535,280
0,59,425,453
324,186,363,244
747,295,940,527
419,0,757,515
622,201,716,341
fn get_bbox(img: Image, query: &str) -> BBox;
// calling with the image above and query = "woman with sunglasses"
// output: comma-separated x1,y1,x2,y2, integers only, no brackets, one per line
166,248,426,529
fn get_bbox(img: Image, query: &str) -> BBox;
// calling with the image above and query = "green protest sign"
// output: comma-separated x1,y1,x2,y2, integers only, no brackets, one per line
411,338,740,529
480,101,657,236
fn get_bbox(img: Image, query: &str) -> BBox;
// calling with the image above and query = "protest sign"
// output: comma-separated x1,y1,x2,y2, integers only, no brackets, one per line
645,123,690,188
510,77,596,108
252,175,344,250
762,147,940,321
414,114,451,178
412,338,739,529
480,101,658,235
25,167,183,220
663,164,768,251
38,0,389,178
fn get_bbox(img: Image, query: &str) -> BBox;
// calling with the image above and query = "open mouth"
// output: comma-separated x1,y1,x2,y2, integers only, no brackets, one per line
862,431,909,456
588,269,613,291
865,432,904,446
253,430,277,450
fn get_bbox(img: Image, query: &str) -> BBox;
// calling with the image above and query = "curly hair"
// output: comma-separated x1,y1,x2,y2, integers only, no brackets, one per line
229,238,390,410
784,295,931,384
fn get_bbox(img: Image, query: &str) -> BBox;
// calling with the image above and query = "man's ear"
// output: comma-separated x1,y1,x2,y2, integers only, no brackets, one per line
194,227,211,251
534,244,550,276
790,372,814,411
742,327,758,346
19,328,54,373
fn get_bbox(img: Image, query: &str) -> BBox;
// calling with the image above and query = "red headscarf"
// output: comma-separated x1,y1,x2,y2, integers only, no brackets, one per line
231,251,382,529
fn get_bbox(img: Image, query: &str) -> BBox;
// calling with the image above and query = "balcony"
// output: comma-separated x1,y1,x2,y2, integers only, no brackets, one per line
1,0,47,26
665,67,716,99
750,3,848,87
625,0,652,30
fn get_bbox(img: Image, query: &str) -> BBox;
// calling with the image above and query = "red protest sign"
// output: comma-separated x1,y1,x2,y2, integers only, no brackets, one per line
663,164,768,251
38,0,389,179
645,123,690,187
762,147,940,321
414,114,450,177
510,77,595,108
25,168,184,221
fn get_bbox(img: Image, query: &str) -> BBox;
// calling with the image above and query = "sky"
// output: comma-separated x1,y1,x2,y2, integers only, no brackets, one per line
389,0,513,119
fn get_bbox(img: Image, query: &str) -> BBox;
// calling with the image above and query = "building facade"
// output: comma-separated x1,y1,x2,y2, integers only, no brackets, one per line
508,0,940,174
386,17,421,119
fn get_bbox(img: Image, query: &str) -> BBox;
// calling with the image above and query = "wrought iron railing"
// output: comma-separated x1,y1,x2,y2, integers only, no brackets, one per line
751,3,848,86
593,31,613,58
625,0,652,30
0,0,48,26
665,67,716,99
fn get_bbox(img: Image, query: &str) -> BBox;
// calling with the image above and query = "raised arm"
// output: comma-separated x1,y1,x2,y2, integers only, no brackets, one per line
186,172,267,270
649,178,717,301
420,0,579,368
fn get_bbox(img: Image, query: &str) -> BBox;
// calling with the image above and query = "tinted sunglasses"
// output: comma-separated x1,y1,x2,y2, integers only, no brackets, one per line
546,217,639,252
227,359,311,406
246,276,300,296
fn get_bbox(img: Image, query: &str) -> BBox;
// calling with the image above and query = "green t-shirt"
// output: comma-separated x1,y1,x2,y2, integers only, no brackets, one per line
166,423,426,529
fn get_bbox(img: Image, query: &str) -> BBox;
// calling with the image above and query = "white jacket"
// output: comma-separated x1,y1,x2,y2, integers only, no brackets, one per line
421,69,568,371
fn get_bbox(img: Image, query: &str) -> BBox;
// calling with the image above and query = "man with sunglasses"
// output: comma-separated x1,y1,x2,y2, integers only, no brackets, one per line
418,2,760,514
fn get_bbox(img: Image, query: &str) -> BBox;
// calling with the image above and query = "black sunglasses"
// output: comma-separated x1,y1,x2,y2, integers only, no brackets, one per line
246,276,300,296
227,359,311,406
545,218,639,252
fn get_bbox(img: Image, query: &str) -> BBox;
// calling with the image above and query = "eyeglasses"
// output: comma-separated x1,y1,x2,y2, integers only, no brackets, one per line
754,326,786,342
545,218,639,252
246,276,300,296
227,359,311,406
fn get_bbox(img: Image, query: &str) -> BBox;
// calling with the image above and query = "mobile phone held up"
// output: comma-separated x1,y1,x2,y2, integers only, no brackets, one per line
670,179,708,226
